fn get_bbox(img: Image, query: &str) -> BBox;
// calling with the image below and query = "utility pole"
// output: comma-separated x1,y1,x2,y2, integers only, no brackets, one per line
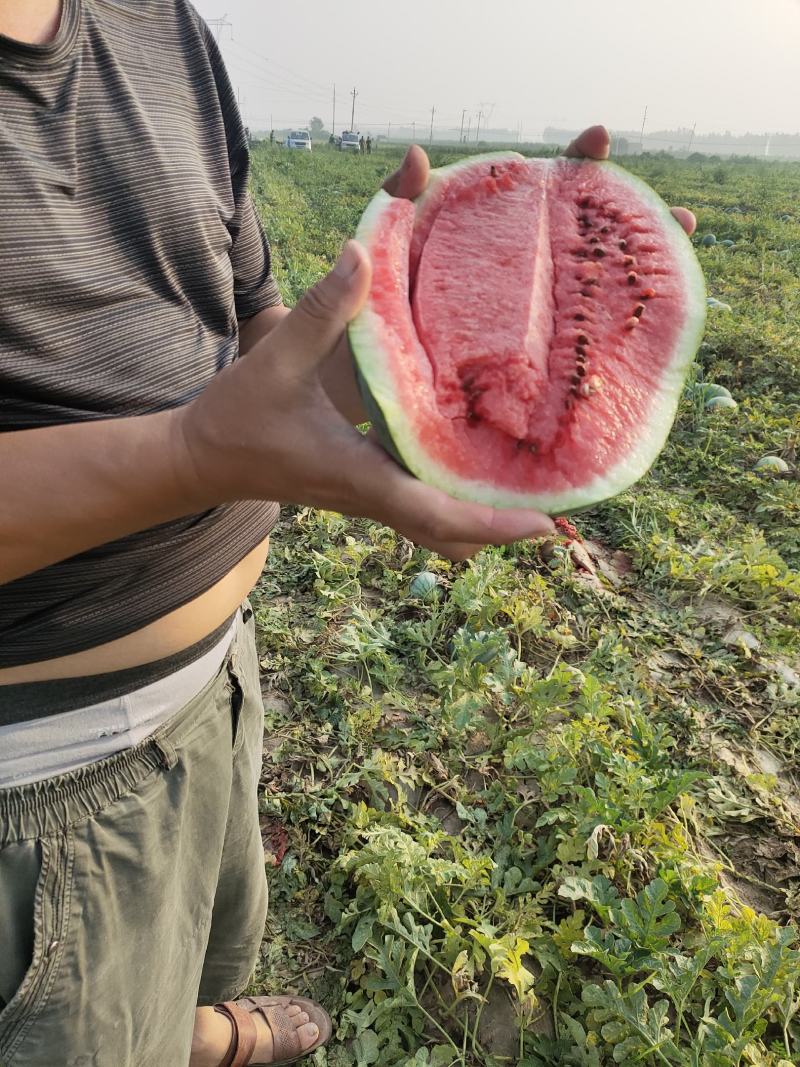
476,110,483,142
639,104,648,152
207,14,232,42
412,120,416,141
459,109,467,143
388,121,391,140
686,121,696,154
466,115,471,141
350,87,358,131
429,106,435,146
332,85,336,137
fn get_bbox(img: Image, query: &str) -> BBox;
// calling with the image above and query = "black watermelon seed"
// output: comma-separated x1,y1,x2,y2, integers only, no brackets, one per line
576,365,586,376
641,288,656,299
627,272,637,285
574,313,585,321
490,165,497,177
577,333,589,345
600,225,610,234
593,248,606,258
619,239,627,250
633,304,646,318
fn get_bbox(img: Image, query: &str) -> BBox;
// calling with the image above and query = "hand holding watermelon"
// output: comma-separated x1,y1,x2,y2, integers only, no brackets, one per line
176,125,699,561
175,236,556,561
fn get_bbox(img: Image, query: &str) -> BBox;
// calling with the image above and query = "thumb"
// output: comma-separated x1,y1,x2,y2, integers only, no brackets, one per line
278,240,372,373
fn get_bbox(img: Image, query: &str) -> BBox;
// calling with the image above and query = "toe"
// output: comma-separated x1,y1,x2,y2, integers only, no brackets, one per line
294,1010,310,1026
298,1023,319,1050
285,1004,302,1018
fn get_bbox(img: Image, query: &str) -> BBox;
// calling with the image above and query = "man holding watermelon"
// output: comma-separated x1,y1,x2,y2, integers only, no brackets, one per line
0,2,696,1065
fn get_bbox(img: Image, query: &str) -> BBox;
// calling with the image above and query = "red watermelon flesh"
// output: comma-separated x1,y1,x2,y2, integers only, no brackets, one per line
349,154,706,514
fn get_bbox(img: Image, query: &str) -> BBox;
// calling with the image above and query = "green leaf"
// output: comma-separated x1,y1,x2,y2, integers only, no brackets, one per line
559,875,619,916
353,1028,380,1066
614,878,681,951
352,914,374,953
571,926,635,978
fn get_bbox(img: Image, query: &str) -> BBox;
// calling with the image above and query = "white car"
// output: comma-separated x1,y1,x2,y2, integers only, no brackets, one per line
285,130,311,151
339,131,360,153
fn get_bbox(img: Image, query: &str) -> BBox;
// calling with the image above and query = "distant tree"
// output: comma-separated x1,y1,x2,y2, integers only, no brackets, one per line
309,116,327,140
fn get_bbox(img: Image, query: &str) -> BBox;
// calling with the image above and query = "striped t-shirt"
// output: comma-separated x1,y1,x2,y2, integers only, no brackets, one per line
0,0,281,670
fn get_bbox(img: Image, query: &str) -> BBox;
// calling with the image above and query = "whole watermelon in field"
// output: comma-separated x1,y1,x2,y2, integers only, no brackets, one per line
350,153,706,513
693,383,732,403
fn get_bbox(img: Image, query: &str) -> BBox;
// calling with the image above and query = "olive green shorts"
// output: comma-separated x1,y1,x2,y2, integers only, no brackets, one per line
0,607,268,1067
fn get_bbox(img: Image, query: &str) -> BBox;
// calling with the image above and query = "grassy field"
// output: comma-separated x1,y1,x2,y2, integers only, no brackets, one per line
246,143,800,1066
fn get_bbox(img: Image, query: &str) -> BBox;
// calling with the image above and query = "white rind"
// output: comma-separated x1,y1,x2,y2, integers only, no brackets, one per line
350,157,707,514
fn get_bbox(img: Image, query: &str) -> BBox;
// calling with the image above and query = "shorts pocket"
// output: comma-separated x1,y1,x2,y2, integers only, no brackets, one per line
0,832,74,1063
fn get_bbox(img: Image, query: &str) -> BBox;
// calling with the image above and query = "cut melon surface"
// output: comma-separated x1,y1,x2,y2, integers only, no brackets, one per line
349,154,706,514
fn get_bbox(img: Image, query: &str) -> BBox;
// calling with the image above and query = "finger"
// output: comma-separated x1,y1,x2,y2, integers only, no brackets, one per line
356,439,555,545
382,144,430,200
670,206,696,236
418,539,481,563
564,125,610,160
273,241,372,374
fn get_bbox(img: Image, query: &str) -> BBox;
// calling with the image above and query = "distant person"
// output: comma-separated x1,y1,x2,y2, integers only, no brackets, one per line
359,135,365,154
269,128,274,144
328,132,334,145
366,135,372,155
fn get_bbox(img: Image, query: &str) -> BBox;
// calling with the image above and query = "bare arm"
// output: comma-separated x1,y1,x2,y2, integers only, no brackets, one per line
0,409,199,585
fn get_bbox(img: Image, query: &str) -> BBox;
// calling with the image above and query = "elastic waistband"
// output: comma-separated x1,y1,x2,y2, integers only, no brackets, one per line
0,609,238,725
0,609,248,844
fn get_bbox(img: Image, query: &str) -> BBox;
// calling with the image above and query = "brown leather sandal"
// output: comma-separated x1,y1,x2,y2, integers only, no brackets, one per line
213,995,333,1067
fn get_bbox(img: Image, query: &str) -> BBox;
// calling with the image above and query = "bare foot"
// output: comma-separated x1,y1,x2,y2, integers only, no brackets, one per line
190,1004,319,1067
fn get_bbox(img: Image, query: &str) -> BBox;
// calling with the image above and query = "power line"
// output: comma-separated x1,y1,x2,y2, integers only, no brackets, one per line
206,13,232,41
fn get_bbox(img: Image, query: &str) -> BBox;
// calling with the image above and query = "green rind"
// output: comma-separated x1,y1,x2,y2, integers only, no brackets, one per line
350,156,707,515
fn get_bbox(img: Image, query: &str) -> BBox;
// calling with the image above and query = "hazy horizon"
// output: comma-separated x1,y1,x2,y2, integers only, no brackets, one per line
194,1,800,142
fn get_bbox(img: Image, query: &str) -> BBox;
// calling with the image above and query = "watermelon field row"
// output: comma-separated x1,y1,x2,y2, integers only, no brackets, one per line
247,144,800,1066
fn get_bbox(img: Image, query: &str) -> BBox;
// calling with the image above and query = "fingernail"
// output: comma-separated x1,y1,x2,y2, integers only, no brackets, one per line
334,241,360,279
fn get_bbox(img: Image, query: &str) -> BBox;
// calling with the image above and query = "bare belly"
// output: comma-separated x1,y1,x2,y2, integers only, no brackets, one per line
0,537,270,685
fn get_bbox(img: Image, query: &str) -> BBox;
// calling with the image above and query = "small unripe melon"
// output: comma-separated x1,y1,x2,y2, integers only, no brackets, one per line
695,383,732,402
754,455,789,473
408,571,440,599
706,395,738,412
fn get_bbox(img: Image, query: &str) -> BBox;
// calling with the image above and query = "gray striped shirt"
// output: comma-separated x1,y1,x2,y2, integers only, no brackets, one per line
0,0,281,676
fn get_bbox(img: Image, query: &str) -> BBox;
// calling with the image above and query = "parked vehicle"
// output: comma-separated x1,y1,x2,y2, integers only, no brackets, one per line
339,131,360,153
285,130,312,151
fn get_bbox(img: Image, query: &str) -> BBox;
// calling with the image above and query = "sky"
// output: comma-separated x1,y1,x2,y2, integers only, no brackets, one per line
194,1,800,140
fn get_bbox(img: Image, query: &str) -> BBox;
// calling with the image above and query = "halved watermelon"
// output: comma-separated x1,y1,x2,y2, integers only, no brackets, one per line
349,153,706,514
